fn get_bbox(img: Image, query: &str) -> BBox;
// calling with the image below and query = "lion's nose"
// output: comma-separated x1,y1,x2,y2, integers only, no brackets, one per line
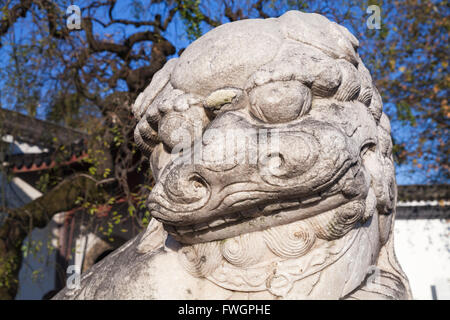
164,166,209,205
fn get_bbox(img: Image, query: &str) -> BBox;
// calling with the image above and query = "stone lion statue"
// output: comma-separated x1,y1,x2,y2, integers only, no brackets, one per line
55,11,411,300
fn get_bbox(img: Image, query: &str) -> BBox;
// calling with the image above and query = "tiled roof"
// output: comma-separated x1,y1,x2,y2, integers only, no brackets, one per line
396,185,449,219
397,184,449,202
1,108,89,172
5,139,88,173
0,108,88,147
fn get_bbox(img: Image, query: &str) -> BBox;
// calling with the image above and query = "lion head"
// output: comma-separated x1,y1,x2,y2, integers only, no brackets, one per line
132,11,396,247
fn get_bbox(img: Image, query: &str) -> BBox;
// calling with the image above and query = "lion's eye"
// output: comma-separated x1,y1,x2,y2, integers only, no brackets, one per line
248,80,311,123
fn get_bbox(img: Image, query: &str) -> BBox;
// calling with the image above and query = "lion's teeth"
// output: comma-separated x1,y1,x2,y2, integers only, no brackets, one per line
241,208,259,217
264,203,282,212
208,219,226,228
280,200,301,209
193,222,209,231
300,194,321,204
223,213,239,223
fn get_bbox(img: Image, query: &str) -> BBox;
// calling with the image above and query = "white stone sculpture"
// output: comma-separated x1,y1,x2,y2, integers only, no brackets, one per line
54,11,412,300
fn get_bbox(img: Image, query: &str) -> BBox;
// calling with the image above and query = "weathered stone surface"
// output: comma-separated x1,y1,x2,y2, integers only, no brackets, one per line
54,10,411,300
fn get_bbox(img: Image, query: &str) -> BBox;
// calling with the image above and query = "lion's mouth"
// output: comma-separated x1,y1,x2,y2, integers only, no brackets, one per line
149,160,367,244
163,193,341,239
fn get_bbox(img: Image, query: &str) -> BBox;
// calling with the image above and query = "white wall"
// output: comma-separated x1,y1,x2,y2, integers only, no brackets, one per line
15,222,59,300
394,218,450,300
